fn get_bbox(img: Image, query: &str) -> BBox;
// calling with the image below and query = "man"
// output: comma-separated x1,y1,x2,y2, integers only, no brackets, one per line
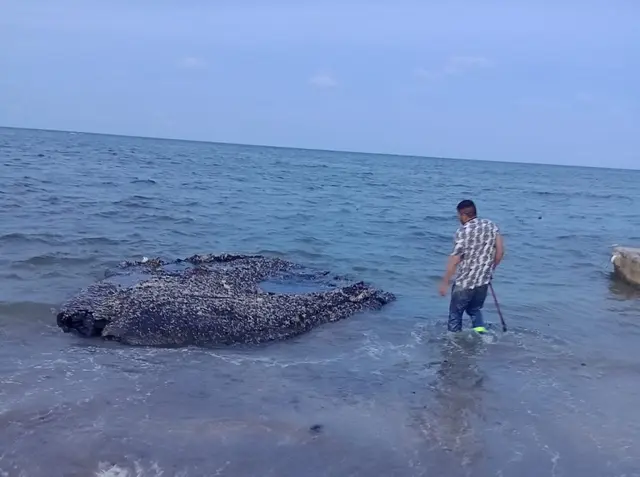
438,200,504,333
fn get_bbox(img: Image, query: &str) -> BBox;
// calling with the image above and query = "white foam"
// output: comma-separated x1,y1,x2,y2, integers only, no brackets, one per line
480,331,498,345
95,464,131,477
95,461,184,477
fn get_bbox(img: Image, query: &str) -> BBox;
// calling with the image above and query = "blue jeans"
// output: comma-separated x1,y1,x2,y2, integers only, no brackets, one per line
448,284,488,332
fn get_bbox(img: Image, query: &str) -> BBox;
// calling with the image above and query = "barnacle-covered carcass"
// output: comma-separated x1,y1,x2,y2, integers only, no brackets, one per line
56,253,396,346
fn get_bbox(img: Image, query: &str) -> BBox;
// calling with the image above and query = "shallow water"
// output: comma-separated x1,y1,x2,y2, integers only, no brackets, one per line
1,126,640,476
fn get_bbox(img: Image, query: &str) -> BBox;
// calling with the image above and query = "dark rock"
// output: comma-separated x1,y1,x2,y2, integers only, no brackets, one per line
56,253,396,347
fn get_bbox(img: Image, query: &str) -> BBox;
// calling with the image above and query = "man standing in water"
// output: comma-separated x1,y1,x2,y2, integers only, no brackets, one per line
439,200,504,333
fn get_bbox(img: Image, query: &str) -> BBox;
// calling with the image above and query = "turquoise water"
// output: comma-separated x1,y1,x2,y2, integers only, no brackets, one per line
1,126,639,476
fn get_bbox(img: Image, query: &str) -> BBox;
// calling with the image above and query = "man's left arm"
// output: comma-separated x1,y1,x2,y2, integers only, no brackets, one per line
494,232,505,268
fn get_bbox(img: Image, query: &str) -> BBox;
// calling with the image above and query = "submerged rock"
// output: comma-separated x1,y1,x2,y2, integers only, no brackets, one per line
56,253,396,346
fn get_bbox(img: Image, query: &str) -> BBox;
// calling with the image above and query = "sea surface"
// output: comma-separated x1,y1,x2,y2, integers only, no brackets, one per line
1,126,639,477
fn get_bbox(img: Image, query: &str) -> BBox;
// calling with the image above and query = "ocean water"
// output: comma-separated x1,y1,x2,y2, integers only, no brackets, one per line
1,126,639,477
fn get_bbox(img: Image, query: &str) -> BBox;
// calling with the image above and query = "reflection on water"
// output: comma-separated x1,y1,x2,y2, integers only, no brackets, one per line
410,333,489,474
608,272,640,300
434,335,486,448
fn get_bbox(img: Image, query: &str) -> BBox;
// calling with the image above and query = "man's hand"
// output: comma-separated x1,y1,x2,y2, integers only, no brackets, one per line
439,254,460,296
439,281,449,297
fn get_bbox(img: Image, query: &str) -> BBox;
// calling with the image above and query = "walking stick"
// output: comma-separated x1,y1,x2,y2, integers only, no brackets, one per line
489,282,507,332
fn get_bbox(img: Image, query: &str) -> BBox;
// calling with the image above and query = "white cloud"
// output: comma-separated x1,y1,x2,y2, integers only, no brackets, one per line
178,56,207,69
309,73,338,89
416,56,491,80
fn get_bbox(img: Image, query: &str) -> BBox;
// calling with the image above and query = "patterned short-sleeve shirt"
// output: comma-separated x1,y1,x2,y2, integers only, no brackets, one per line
451,217,500,290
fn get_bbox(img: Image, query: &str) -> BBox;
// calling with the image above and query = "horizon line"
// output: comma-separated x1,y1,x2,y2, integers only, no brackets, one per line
0,125,635,172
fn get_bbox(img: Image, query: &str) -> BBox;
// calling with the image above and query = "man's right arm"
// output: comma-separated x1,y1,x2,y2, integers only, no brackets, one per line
494,233,505,268
438,227,464,296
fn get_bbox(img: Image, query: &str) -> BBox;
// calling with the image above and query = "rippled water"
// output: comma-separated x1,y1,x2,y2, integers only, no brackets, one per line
1,126,640,476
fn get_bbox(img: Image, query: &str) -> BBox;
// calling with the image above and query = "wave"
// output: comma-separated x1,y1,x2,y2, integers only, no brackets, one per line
130,178,157,185
2,234,123,250
0,232,65,245
75,237,122,246
133,213,196,224
530,189,635,202
422,214,455,223
0,301,55,319
556,233,608,241
113,195,159,209
10,253,100,268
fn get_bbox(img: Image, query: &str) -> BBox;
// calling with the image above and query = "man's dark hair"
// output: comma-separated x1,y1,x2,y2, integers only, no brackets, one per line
456,199,477,218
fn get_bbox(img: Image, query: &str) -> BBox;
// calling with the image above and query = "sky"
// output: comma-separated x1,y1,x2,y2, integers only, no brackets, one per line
1,0,639,169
